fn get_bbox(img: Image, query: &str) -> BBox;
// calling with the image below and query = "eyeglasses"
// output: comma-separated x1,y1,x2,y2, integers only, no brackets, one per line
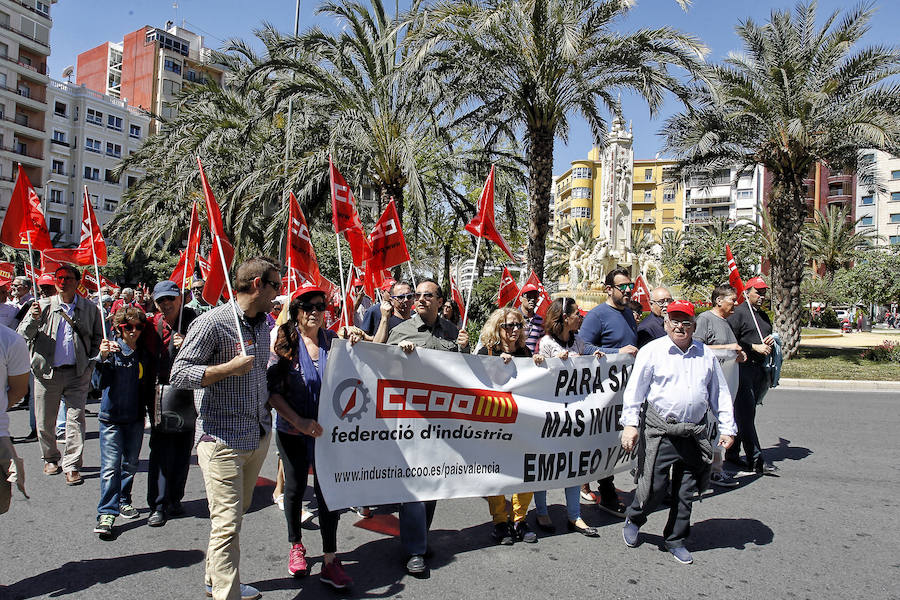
56,276,77,282
118,323,145,332
261,279,282,292
414,292,436,300
299,301,327,313
652,298,674,306
612,283,635,292
391,293,415,301
667,319,694,329
500,322,524,331
191,287,204,293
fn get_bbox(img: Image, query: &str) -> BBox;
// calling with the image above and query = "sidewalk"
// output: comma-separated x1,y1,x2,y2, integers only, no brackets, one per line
800,329,900,348
779,378,900,391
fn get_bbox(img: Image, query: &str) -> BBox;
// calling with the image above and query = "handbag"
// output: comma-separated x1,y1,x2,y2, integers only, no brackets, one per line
153,317,196,432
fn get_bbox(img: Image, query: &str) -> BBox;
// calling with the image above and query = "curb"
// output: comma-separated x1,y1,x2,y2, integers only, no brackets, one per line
778,378,900,391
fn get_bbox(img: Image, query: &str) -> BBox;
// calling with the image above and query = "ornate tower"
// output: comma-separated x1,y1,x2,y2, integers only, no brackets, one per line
600,116,634,250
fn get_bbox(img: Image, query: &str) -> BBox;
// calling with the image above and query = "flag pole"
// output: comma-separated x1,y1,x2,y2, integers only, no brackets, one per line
745,289,766,343
461,234,482,329
24,231,37,297
213,234,247,356
178,252,188,334
335,233,350,329
84,186,108,341
406,261,416,289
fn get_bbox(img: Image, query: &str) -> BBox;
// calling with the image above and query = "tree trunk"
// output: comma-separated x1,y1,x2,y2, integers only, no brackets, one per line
527,126,554,280
768,182,806,358
442,240,451,297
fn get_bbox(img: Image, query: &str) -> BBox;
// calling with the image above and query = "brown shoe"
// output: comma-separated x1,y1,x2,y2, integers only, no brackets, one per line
43,462,62,475
65,471,83,486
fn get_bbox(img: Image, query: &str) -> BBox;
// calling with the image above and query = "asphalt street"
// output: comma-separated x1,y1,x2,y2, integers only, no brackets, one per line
2,387,898,600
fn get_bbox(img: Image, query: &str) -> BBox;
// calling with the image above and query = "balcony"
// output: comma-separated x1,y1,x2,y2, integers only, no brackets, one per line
0,54,49,82
633,217,656,224
827,173,853,185
3,112,44,136
14,1,52,23
0,20,50,53
633,195,655,205
684,214,732,225
0,141,43,166
686,196,731,207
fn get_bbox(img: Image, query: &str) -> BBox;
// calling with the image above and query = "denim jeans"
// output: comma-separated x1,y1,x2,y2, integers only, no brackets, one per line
97,419,144,515
534,486,581,522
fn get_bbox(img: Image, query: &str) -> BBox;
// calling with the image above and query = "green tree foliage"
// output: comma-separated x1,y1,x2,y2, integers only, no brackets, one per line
664,219,762,288
832,248,900,306
802,205,880,280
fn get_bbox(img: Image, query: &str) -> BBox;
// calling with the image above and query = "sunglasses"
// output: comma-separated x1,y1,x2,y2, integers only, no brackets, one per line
612,283,635,292
391,293,415,301
414,292,436,300
500,322,524,331
652,298,674,305
119,323,145,332
299,301,327,313
262,279,282,292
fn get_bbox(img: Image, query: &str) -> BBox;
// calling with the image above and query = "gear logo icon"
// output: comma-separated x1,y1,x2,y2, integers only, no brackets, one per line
332,379,370,422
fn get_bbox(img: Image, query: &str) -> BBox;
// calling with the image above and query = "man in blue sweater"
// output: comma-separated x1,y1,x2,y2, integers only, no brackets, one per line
576,267,638,516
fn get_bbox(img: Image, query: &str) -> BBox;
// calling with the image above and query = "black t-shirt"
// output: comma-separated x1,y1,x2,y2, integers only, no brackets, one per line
477,344,533,357
727,301,773,365
361,303,406,337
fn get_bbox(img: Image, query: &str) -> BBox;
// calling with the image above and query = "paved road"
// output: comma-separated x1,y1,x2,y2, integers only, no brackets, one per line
2,388,899,600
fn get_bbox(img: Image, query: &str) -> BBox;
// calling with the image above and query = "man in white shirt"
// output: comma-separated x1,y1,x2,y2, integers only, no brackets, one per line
0,323,32,513
619,301,736,565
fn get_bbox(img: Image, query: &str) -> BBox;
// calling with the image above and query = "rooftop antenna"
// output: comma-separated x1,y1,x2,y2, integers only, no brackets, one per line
172,2,178,28
61,65,74,82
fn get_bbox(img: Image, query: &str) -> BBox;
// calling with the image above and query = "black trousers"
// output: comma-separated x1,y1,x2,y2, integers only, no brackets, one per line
146,427,194,512
728,363,767,466
277,431,338,552
625,434,707,548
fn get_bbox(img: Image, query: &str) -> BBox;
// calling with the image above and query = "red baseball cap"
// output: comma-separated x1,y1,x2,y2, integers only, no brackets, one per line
37,273,56,286
520,283,539,294
291,281,325,301
745,276,768,290
666,300,695,317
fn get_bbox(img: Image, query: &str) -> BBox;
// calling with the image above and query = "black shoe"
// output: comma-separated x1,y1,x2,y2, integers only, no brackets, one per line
12,430,37,444
596,497,626,518
168,503,185,517
405,555,426,575
754,460,780,476
535,516,556,533
513,520,538,543
567,520,599,537
148,510,167,527
492,521,514,545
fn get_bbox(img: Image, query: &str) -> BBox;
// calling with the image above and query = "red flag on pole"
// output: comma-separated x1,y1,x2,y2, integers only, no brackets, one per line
287,192,320,287
23,262,37,281
464,165,516,261
1,164,53,251
497,267,519,307
43,189,107,266
169,250,188,285
328,158,370,267
516,271,552,319
0,261,14,284
725,244,745,304
369,199,410,271
197,157,235,305
450,275,466,324
632,275,651,312
181,202,202,287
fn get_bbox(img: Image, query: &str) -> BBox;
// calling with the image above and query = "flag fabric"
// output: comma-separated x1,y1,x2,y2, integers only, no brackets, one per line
287,192,320,289
725,244,745,304
362,262,392,303
169,250,189,286
0,261,14,284
450,275,466,324
43,188,107,266
181,201,202,288
369,199,410,271
632,275,651,312
23,262,36,281
517,271,552,319
328,158,370,267
40,252,66,276
197,157,235,305
464,165,516,261
497,267,519,307
0,164,53,251
81,270,117,292
196,254,211,280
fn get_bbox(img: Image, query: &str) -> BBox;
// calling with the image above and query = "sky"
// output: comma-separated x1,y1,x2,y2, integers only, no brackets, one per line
47,0,900,175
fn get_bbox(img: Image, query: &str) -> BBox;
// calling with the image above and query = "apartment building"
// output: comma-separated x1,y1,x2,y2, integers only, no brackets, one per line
683,165,765,230
857,150,900,247
0,0,54,224
76,23,225,132
631,158,684,240
44,79,149,244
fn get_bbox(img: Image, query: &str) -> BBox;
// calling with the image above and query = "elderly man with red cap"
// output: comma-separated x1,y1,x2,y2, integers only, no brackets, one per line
726,276,778,475
620,300,736,565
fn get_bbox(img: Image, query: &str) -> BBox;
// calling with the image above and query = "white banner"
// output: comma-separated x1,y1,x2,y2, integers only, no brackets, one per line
316,340,636,510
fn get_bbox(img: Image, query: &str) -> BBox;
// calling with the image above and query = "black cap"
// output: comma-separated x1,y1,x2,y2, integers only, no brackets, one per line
153,280,181,301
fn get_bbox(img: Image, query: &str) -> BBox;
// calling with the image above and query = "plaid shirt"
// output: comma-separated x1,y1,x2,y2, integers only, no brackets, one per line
170,302,271,450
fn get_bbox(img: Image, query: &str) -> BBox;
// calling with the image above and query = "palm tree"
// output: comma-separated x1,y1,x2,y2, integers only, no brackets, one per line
803,205,879,280
407,0,707,279
662,2,900,356
545,220,597,283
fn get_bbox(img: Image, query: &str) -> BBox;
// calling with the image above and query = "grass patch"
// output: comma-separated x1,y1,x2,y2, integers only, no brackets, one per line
800,327,841,336
782,346,900,381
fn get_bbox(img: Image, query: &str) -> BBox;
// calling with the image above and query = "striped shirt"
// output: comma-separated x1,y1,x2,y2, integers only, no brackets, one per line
522,311,544,353
170,302,272,450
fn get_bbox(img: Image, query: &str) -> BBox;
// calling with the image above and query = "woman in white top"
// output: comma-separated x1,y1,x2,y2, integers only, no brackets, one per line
533,297,603,537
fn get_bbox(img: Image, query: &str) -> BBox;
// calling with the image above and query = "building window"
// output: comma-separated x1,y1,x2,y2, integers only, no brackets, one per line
103,198,118,212
49,189,63,204
129,124,141,138
163,58,182,74
104,169,119,184
571,187,591,199
48,217,62,234
0,42,7,58
860,216,873,226
85,137,101,153
52,130,66,143
571,206,591,219
643,168,653,181
860,153,875,165
890,235,900,245
35,1,50,16
86,108,103,125
662,208,675,223
892,170,900,180
54,101,67,117
663,189,675,202
572,167,591,179
643,190,653,202
84,166,99,181
107,115,122,131
737,189,753,199
162,79,182,96
861,195,874,205
51,159,64,174
890,213,900,224
126,175,138,188
106,142,121,158
892,192,900,202
17,84,30,99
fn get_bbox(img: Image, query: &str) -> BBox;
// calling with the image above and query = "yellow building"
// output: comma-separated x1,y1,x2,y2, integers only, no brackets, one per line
552,146,604,238
631,159,684,241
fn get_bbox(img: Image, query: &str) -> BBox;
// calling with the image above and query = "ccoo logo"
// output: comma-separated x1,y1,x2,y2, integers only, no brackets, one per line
332,379,371,422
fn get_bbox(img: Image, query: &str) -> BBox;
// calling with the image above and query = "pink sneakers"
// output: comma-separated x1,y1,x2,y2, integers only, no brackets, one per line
288,543,308,577
320,559,353,589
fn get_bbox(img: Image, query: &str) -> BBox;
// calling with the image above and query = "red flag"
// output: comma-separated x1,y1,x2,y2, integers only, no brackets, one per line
0,261,14,284
363,262,392,302
1,164,53,250
632,275,651,312
328,158,370,267
464,165,516,261
181,202,202,288
497,267,519,307
43,188,107,266
369,199,410,271
23,262,36,281
197,157,235,305
517,271,552,319
169,250,188,286
725,244,745,304
196,254,211,280
39,252,66,275
287,192,320,288
450,275,466,324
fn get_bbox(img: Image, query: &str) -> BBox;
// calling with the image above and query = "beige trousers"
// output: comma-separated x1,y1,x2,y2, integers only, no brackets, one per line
197,433,270,600
34,367,92,472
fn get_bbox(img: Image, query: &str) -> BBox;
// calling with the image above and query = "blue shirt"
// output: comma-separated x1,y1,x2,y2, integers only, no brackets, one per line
576,302,637,354
52,301,77,367
636,312,666,348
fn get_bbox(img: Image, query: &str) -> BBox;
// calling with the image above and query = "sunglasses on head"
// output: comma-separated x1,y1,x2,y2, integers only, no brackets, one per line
119,322,145,332
299,301,327,313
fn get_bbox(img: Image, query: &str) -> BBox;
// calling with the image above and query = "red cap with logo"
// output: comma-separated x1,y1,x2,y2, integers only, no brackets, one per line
745,276,768,290
520,283,539,294
291,281,325,301
666,300,695,317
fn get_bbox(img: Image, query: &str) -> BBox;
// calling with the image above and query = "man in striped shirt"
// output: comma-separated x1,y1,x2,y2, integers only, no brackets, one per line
171,257,281,600
518,283,544,353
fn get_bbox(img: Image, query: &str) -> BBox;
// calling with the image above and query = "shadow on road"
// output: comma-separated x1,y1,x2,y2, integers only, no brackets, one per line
0,549,204,599
766,437,812,463
689,517,774,550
